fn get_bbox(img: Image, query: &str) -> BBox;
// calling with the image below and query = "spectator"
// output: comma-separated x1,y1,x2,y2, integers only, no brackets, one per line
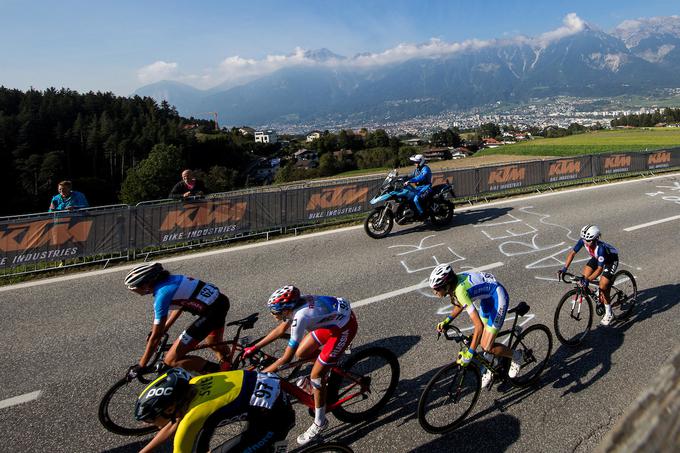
169,169,207,199
48,181,89,212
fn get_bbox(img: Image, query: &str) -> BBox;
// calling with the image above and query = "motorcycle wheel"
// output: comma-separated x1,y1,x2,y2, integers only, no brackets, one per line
430,201,454,227
364,208,394,239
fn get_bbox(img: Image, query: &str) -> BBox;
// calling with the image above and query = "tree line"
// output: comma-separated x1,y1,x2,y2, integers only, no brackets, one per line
610,108,680,127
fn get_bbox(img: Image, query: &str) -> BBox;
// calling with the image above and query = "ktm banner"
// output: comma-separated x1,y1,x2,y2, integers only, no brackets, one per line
478,161,543,193
545,157,592,182
647,150,672,170
596,152,646,175
0,209,128,268
286,181,379,222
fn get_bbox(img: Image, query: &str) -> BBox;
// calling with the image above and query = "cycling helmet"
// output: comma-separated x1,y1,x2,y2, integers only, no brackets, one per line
135,368,192,422
429,263,456,290
580,224,601,242
267,285,302,313
125,262,164,289
409,154,426,165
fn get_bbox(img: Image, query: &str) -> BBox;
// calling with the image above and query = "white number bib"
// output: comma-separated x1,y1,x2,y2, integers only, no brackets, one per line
249,372,281,410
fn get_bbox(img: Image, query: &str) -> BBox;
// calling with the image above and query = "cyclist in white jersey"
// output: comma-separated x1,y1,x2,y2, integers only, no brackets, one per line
243,285,358,446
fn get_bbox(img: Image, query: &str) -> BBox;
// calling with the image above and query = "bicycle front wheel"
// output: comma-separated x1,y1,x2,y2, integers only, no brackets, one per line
98,375,158,436
610,270,637,320
508,324,553,387
554,288,593,346
328,347,400,423
417,362,481,434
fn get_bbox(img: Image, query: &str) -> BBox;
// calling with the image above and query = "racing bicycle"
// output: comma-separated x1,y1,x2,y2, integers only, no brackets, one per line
99,312,262,436
417,301,552,434
554,270,637,346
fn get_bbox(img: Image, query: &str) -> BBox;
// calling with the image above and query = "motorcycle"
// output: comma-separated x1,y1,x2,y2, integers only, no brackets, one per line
364,169,456,239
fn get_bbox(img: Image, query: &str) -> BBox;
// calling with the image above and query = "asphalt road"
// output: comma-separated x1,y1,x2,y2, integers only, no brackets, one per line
1,172,679,453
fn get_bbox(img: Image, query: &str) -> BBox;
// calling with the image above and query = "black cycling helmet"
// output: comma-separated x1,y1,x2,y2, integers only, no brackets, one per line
125,262,164,289
135,368,192,422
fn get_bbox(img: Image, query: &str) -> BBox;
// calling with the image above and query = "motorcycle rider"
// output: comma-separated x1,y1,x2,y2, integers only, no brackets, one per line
403,154,432,218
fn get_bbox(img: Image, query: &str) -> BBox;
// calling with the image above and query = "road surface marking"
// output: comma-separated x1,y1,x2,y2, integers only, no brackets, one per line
352,262,504,308
0,390,41,410
623,214,680,232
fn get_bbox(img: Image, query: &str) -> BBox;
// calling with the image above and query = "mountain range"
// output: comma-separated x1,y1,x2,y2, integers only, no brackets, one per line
134,16,680,128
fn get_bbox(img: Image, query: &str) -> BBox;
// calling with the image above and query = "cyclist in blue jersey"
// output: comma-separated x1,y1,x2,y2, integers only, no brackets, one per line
429,264,523,389
404,154,432,218
124,262,231,376
242,285,358,446
558,224,620,326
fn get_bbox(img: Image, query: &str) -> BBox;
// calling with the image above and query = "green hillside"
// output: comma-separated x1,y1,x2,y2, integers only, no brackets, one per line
477,128,680,157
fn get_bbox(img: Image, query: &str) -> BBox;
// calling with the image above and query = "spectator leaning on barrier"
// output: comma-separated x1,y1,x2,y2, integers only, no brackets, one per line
48,180,89,212
169,169,207,199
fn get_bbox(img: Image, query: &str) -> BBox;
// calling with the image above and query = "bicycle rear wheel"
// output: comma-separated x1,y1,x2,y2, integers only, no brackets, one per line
610,270,637,320
554,289,593,346
328,347,400,423
508,324,552,387
417,362,481,434
98,373,159,436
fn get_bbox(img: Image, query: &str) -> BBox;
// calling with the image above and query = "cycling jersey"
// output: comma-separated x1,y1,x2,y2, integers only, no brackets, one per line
152,275,223,324
175,370,293,453
573,239,619,267
288,295,352,349
452,272,509,334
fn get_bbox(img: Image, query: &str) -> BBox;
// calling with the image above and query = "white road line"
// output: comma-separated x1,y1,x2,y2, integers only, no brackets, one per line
352,261,504,309
623,214,680,232
2,171,678,292
0,390,41,410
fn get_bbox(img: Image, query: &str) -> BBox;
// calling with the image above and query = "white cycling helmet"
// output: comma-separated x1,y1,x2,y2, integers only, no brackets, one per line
125,262,164,289
409,154,426,165
580,224,601,242
429,263,456,290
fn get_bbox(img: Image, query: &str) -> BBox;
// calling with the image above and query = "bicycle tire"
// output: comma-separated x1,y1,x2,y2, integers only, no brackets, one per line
610,270,637,320
554,288,593,346
508,324,553,388
98,375,158,436
299,442,355,453
417,361,481,434
328,347,400,423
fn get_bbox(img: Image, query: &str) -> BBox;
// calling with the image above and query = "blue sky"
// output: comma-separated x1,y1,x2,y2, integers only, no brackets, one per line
0,0,678,95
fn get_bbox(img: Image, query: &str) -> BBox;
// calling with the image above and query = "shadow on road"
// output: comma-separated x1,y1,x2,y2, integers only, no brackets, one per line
381,206,514,238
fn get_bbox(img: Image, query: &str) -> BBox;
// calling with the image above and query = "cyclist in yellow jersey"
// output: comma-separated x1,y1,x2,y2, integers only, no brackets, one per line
135,368,294,452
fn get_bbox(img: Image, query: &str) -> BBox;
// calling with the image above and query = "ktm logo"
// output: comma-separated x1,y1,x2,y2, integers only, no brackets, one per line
548,160,581,177
0,217,92,252
488,166,525,184
160,202,247,230
604,155,631,169
648,152,671,165
306,185,368,210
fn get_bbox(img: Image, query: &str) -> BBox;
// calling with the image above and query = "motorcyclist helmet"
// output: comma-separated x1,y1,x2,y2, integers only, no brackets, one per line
410,154,426,167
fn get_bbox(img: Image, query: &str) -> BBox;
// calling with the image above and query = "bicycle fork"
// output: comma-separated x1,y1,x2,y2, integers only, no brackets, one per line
570,294,585,321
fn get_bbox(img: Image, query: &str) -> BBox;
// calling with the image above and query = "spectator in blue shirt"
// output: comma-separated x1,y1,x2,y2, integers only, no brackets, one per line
48,181,89,212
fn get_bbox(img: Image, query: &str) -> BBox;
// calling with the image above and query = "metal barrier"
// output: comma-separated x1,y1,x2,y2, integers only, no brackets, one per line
2,148,680,277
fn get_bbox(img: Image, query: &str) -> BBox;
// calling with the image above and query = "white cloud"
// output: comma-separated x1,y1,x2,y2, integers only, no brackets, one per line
137,61,179,84
136,14,589,88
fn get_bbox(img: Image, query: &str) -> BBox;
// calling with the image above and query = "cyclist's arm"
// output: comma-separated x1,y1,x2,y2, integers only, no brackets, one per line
163,308,183,333
563,249,577,270
139,318,166,367
262,345,296,373
250,320,291,351
140,419,179,453
446,303,464,321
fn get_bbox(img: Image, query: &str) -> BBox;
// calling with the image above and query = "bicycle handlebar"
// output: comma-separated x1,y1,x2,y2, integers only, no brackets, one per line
439,325,470,344
560,271,579,283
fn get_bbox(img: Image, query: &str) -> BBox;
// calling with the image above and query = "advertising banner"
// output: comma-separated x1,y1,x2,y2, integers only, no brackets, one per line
646,148,680,170
543,156,593,183
0,207,129,268
594,152,647,175
477,161,544,193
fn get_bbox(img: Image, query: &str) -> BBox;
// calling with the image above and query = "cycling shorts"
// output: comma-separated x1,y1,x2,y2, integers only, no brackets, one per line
179,294,230,347
311,311,358,366
585,255,619,281
477,284,509,335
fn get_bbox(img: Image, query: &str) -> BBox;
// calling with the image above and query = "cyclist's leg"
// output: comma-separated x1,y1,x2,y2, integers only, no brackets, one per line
582,258,598,279
598,257,618,306
219,397,295,453
204,296,230,363
296,332,323,361
479,286,511,359
165,312,225,372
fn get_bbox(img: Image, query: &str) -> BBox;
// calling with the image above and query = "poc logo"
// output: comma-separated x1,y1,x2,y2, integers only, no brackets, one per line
146,387,173,398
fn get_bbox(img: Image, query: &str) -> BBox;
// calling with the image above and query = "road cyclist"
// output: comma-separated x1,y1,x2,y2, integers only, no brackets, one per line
558,224,620,326
124,262,231,378
429,263,523,389
242,285,358,446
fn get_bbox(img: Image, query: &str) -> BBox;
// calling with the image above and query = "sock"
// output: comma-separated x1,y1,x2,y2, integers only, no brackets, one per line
314,407,326,426
605,304,612,316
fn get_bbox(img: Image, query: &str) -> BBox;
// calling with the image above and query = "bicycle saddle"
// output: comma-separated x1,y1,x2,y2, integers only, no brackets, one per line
227,312,259,329
508,301,530,316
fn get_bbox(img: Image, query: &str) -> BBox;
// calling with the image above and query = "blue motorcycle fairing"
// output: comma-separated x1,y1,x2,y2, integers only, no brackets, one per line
370,187,415,205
